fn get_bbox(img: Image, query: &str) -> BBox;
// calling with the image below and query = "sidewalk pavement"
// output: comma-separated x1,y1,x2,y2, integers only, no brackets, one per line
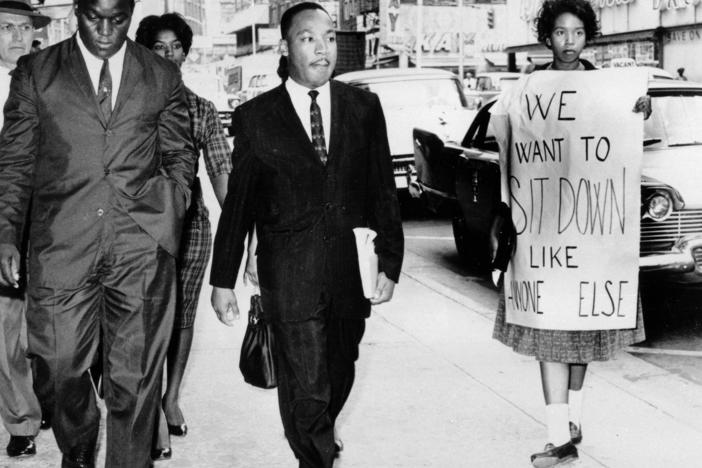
1,249,701,467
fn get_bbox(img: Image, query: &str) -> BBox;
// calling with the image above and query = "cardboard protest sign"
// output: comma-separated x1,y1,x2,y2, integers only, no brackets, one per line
500,69,648,330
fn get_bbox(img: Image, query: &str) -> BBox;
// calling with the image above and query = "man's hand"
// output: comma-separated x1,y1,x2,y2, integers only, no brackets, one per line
370,272,396,305
0,243,20,288
211,287,240,326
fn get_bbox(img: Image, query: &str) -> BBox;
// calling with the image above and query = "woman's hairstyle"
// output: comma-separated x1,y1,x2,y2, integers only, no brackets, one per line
134,13,194,55
276,2,330,81
536,0,600,45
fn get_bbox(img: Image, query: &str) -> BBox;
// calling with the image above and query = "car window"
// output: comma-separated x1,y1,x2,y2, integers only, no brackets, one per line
645,94,702,147
476,77,492,91
365,78,466,109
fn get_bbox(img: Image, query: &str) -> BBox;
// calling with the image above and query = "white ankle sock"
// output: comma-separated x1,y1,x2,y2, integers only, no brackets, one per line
568,389,583,428
545,403,570,446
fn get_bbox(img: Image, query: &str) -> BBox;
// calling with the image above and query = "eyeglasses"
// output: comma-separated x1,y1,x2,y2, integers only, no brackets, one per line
0,23,33,35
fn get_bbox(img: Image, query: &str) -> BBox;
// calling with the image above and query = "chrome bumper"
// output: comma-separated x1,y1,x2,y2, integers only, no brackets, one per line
639,235,702,274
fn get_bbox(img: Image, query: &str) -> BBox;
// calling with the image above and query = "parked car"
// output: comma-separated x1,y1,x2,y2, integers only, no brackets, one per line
464,72,521,110
412,79,702,283
601,61,674,80
336,68,475,190
239,72,279,104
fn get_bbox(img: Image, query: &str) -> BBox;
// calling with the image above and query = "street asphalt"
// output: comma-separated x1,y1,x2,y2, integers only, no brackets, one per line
1,247,701,467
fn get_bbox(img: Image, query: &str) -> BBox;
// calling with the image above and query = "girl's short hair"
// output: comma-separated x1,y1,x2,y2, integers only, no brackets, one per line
536,0,600,45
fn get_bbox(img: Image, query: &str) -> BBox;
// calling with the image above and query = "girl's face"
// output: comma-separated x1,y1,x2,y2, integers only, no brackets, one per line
547,12,586,70
152,29,186,68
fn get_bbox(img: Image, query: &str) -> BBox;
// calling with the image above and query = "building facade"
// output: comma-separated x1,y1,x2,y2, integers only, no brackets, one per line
506,0,702,81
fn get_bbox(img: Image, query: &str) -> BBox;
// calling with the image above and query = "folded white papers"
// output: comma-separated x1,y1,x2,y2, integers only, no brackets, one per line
353,227,378,299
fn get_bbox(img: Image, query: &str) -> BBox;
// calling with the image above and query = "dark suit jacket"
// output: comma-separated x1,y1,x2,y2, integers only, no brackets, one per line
211,81,404,321
0,37,197,289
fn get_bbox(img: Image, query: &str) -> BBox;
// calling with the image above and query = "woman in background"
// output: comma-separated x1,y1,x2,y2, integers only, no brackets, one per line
136,13,257,460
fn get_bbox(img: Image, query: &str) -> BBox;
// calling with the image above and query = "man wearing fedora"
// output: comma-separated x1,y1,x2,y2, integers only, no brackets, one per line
0,0,50,459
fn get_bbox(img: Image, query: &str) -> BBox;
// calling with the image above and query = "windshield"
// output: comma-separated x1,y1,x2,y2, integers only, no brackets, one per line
499,77,519,92
364,78,467,109
645,93,702,147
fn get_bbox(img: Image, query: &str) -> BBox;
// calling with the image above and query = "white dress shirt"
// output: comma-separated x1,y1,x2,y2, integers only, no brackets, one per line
76,34,126,109
0,64,11,129
285,77,331,151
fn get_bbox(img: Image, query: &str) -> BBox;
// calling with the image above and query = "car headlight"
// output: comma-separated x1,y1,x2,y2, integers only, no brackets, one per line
645,191,673,221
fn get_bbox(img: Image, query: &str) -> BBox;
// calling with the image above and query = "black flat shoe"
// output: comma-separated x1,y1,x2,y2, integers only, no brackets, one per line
531,441,578,468
151,447,172,461
167,423,188,436
569,422,582,444
6,435,36,457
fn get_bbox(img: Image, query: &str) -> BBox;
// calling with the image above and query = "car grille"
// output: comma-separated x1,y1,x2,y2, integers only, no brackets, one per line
640,209,702,255
393,156,414,176
693,247,702,269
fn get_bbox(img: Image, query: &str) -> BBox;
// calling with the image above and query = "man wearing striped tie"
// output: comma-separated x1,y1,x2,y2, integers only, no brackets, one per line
211,3,404,467
0,0,197,466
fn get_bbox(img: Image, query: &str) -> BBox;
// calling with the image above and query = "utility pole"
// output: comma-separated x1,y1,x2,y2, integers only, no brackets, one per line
251,0,257,55
415,0,422,68
458,0,463,80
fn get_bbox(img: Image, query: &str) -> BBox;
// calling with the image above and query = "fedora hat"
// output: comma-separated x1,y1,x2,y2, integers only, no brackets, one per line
0,0,51,29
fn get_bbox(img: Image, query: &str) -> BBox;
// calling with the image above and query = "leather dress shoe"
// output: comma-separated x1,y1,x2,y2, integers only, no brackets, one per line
569,422,582,444
6,435,36,457
151,447,172,461
167,423,188,436
61,444,96,468
530,441,578,468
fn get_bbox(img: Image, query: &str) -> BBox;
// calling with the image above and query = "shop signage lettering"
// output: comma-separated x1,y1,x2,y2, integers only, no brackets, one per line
590,0,635,8
521,0,635,22
408,32,475,53
653,0,701,10
665,29,702,41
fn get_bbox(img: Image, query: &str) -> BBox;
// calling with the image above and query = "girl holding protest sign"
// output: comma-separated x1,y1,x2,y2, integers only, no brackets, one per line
490,0,650,466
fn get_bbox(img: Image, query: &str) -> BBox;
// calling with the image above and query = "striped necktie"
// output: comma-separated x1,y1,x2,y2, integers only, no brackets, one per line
308,90,327,165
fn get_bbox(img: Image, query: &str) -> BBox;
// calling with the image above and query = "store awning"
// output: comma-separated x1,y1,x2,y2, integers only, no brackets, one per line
505,29,658,54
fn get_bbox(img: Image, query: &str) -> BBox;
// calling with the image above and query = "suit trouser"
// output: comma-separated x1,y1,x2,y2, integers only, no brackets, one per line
26,209,176,468
0,294,41,436
273,298,366,468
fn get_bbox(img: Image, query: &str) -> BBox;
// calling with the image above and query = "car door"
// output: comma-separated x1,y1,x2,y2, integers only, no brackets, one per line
455,101,502,256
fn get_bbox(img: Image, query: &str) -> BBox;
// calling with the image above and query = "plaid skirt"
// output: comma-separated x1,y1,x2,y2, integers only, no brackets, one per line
493,290,646,364
175,194,212,329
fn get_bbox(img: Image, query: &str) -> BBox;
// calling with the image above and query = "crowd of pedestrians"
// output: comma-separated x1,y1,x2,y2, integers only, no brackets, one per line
0,0,658,467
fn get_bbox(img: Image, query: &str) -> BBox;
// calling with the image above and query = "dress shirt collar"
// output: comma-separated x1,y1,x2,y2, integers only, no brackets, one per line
75,33,126,107
285,77,331,106
285,77,331,151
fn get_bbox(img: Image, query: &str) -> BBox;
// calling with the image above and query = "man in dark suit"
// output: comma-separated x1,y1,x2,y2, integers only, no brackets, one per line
210,3,404,467
0,0,197,466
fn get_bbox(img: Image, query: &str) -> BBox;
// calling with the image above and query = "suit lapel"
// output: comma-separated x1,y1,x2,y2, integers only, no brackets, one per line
328,80,346,162
272,84,322,165
112,40,142,121
66,36,108,128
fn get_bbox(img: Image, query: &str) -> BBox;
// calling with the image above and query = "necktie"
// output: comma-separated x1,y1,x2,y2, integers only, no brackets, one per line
308,90,327,165
98,59,112,119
